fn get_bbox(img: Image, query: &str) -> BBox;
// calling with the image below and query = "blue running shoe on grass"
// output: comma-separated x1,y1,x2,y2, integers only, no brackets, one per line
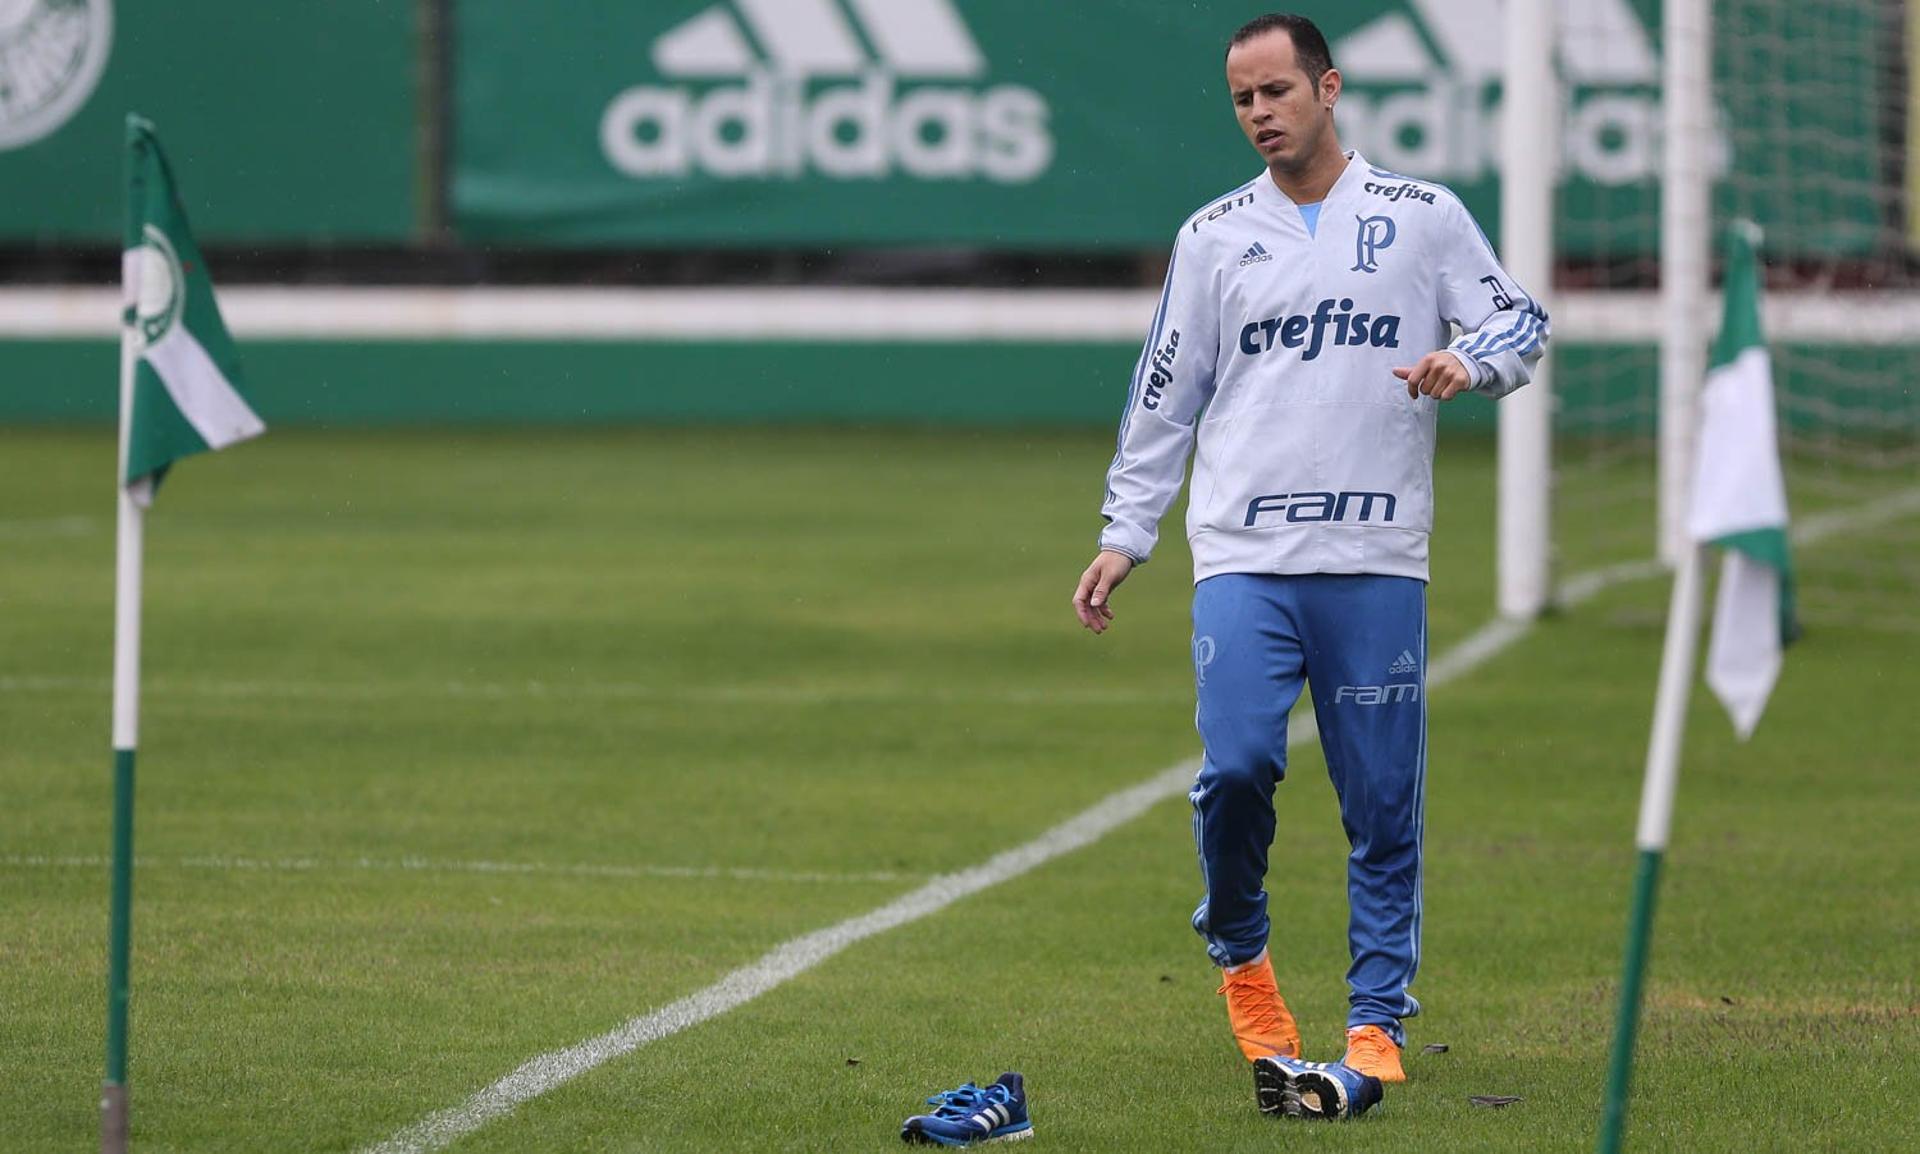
1252,1055,1383,1120
901,1072,1032,1145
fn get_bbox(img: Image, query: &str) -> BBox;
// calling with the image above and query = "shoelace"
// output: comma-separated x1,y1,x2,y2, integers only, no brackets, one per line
962,1084,1016,1125
926,1081,1015,1120
1218,976,1292,1041
1346,1030,1395,1065
925,1083,987,1118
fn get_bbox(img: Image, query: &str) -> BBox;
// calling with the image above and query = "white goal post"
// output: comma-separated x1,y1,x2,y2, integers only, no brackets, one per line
1659,0,1714,569
1495,0,1715,613
1497,0,1558,620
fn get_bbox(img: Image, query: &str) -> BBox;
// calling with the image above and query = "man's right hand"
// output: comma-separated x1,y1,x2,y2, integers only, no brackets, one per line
1072,550,1136,634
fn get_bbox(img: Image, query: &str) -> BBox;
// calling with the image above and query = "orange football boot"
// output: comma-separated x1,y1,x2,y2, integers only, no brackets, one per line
1342,1024,1406,1083
1216,953,1301,1062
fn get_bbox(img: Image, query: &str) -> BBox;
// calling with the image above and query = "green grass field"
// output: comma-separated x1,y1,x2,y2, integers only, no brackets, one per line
3,426,1916,1152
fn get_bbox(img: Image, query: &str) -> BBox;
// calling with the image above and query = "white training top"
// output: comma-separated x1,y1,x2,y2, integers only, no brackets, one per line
1099,151,1548,584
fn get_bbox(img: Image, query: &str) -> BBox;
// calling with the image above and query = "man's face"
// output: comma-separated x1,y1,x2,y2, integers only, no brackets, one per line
1226,32,1336,172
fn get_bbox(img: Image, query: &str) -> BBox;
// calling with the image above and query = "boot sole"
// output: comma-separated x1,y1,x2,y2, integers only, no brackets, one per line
1253,1059,1351,1120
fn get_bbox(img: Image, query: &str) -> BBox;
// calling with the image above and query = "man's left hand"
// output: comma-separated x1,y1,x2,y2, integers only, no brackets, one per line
1393,352,1472,401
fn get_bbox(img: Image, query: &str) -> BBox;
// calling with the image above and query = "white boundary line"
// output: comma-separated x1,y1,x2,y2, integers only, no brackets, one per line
6,286,1920,343
0,854,917,887
0,674,1189,707
0,515,98,538
361,486,1920,1154
1789,486,1920,545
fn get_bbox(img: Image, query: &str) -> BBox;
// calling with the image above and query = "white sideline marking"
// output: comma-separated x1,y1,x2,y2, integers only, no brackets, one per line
0,854,916,887
0,515,96,538
1426,618,1529,684
1545,486,1920,611
1555,558,1668,608
0,674,1187,707
1790,486,1920,545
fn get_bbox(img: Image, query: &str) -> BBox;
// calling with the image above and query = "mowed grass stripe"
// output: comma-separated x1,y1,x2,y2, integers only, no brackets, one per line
10,487,1901,709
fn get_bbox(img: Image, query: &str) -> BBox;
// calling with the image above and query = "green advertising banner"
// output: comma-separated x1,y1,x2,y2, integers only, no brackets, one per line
454,0,1883,253
0,0,417,243
0,1,1885,252
6,336,1912,434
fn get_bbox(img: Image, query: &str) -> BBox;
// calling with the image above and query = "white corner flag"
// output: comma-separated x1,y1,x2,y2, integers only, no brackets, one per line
122,115,265,506
105,114,265,1154
1599,222,1800,1153
1688,222,1797,740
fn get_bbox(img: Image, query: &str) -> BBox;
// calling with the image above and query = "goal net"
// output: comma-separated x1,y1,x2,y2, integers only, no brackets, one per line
1550,0,1920,632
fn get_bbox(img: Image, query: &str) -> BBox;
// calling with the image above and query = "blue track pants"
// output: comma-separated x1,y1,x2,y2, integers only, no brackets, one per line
1188,572,1426,1044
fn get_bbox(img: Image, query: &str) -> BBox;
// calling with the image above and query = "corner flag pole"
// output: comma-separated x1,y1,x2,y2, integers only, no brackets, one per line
103,122,149,1154
1597,539,1707,1153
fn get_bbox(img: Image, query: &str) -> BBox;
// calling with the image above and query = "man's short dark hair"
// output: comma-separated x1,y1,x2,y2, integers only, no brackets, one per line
1226,13,1335,83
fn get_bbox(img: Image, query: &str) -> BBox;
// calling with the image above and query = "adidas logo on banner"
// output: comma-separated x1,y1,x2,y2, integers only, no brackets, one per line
1332,0,1671,186
1238,241,1274,267
1387,649,1419,676
601,0,1053,184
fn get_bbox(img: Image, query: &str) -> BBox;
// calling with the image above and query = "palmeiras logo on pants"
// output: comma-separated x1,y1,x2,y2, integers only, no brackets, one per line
600,0,1053,184
0,0,114,150
1193,635,1217,688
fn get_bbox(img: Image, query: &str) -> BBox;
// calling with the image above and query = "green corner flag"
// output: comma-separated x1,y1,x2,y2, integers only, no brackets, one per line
121,115,264,505
1689,222,1797,740
106,114,264,1154
1597,221,1790,1153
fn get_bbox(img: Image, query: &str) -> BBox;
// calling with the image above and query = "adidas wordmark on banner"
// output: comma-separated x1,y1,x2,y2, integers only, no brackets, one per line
1332,0,1660,184
599,0,1052,183
122,117,264,505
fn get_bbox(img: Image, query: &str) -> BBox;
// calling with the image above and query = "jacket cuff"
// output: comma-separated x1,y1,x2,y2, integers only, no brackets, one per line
1444,347,1490,390
1098,521,1152,565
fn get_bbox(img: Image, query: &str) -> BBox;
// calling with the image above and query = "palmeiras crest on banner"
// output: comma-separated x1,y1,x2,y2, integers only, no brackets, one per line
0,0,113,150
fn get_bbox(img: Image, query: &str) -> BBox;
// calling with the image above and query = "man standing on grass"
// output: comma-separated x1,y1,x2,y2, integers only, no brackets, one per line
1070,13,1546,1107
